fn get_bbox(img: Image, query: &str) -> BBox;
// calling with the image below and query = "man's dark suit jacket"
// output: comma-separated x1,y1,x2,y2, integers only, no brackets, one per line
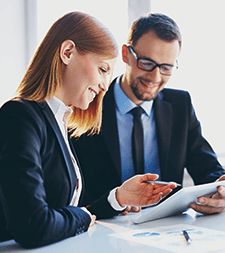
0,98,119,248
73,77,225,206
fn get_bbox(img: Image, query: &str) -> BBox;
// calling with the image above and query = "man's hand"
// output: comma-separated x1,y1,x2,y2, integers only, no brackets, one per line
116,173,177,208
190,175,225,214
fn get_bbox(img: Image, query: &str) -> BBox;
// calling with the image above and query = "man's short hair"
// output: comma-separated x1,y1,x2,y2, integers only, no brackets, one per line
127,13,182,49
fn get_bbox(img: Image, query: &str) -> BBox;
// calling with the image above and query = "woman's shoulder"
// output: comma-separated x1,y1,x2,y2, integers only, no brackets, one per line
0,97,47,123
1,97,45,112
1,97,37,107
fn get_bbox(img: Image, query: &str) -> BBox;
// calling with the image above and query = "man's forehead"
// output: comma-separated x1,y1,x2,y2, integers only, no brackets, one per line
134,32,180,64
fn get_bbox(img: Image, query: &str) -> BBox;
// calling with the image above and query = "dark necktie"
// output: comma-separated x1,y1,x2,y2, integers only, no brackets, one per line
130,107,144,174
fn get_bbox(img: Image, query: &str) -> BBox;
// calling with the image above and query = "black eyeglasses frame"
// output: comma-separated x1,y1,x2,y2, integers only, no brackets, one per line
128,45,178,76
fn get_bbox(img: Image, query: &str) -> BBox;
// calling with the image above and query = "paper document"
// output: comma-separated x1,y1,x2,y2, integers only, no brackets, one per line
110,224,225,253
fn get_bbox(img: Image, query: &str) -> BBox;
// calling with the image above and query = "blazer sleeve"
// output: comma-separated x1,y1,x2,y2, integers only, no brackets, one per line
155,89,224,185
183,91,224,184
0,100,91,249
85,190,123,219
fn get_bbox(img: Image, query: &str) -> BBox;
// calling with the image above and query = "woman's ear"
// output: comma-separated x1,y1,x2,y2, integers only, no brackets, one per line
60,40,76,65
122,44,129,64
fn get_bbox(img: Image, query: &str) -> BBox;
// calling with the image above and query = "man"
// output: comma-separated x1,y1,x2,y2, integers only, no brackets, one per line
72,13,225,215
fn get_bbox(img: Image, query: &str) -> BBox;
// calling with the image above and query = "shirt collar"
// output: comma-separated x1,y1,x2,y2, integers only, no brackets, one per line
114,76,153,116
46,96,73,123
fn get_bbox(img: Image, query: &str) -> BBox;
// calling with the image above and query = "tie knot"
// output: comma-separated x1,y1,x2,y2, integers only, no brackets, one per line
130,107,143,118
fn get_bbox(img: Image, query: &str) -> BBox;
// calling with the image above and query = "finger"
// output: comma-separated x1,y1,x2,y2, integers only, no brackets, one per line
125,206,132,212
161,188,173,198
153,186,173,195
218,186,225,197
118,206,131,216
197,196,225,208
211,187,225,199
140,173,159,182
145,192,163,206
130,206,141,212
217,175,225,181
190,203,225,214
152,183,177,190
119,211,129,216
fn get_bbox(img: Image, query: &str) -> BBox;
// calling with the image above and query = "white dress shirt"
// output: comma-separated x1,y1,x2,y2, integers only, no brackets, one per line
46,97,125,211
46,97,82,207
114,77,161,182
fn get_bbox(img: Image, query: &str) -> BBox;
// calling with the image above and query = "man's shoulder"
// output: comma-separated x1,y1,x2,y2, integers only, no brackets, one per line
158,88,191,104
160,87,190,96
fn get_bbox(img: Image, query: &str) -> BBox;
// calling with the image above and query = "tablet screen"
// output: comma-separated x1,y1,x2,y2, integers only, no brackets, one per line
134,180,225,224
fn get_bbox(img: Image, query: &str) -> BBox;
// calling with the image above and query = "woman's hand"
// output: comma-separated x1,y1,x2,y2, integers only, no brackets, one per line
119,206,142,216
116,173,177,208
81,207,96,227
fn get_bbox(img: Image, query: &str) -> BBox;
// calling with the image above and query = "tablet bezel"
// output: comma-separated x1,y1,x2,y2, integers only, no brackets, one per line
134,180,225,224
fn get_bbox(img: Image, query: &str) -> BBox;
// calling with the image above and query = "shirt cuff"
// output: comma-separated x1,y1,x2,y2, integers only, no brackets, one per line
107,187,127,211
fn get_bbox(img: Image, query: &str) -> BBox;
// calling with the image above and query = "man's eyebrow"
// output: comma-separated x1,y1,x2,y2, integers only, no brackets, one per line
139,55,175,66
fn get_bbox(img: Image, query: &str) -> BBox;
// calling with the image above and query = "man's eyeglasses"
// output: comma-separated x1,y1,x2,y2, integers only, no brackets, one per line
128,45,178,76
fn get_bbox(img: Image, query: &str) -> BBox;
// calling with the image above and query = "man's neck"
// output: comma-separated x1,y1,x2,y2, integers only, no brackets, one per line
120,74,143,105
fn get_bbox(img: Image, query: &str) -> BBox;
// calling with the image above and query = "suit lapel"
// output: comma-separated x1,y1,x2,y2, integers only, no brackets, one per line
102,79,122,180
154,92,172,179
68,138,86,206
38,102,77,202
102,82,173,181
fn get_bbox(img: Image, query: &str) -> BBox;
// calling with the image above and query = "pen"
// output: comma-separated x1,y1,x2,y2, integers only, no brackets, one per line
183,230,192,244
143,180,181,186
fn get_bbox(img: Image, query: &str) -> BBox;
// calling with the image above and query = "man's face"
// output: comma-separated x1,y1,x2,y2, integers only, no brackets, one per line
121,30,180,105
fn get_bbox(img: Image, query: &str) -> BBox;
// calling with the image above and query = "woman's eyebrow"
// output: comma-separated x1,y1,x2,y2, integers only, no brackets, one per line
106,63,110,71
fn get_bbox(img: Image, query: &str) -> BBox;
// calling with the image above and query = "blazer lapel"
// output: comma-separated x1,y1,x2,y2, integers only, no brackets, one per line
102,79,122,180
154,91,172,179
68,138,86,206
103,81,173,181
38,102,77,202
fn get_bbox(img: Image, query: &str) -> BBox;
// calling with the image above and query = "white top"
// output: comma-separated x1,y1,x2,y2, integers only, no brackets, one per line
46,97,125,211
46,97,82,207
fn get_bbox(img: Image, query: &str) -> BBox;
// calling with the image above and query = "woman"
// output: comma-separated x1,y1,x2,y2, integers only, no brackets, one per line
0,12,175,248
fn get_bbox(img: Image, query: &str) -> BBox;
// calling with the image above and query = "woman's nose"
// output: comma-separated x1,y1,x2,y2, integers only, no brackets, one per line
99,82,107,92
99,76,109,92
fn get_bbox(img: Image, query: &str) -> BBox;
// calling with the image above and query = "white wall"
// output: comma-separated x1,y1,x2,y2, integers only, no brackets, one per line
0,0,37,106
0,0,26,105
151,0,225,164
37,0,128,80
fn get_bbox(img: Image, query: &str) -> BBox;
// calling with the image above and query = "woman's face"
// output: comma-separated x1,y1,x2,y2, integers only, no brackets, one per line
57,41,117,110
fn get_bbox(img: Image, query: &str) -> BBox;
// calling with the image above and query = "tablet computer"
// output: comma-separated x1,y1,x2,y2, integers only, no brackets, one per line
134,180,225,224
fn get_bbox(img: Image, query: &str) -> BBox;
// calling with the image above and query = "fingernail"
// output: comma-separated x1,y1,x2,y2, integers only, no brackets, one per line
219,187,225,193
198,198,204,204
191,204,196,209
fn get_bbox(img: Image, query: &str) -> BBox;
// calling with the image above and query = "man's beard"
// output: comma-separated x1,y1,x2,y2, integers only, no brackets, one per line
130,77,163,102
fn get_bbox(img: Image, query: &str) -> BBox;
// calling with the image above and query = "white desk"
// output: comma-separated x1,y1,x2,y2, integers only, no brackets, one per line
1,209,225,253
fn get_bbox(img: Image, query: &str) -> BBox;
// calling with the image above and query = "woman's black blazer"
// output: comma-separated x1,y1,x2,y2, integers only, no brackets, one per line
0,98,119,248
